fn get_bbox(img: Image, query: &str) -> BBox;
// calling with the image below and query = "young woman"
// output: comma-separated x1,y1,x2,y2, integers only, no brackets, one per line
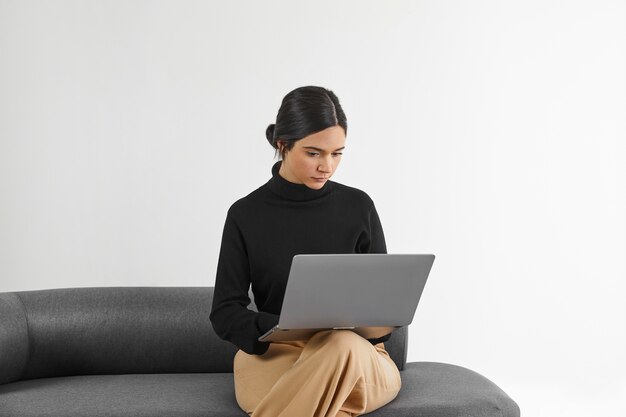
210,86,401,417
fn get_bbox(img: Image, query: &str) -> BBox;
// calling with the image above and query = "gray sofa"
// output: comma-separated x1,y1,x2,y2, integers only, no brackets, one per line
0,287,520,417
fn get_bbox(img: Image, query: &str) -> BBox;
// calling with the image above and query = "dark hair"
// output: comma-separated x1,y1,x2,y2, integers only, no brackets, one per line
266,86,348,160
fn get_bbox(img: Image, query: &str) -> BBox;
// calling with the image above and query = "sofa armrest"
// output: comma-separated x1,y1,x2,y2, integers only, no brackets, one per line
0,293,29,385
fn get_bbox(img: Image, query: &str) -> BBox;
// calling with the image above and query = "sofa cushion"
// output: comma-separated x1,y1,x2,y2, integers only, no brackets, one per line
11,287,240,380
2,287,407,382
0,293,29,385
387,362,520,417
0,373,244,417
0,362,519,417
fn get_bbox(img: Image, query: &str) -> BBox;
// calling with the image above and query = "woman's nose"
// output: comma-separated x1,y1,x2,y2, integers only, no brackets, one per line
319,156,334,173
318,163,331,174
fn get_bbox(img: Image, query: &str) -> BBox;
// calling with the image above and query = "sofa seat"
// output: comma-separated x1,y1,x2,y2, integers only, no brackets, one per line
0,373,240,417
0,287,519,416
0,362,516,417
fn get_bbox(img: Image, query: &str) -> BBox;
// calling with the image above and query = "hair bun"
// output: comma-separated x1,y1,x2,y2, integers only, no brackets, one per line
266,124,276,148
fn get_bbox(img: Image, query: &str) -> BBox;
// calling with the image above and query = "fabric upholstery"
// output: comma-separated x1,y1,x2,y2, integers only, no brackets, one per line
0,293,29,385
0,373,242,417
12,287,240,380
0,363,519,417
388,362,521,417
0,286,519,417
0,287,407,380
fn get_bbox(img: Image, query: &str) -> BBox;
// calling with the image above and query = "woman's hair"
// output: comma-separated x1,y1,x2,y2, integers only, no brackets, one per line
266,86,348,160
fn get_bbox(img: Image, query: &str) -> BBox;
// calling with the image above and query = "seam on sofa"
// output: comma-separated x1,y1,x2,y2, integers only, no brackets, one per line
14,293,31,382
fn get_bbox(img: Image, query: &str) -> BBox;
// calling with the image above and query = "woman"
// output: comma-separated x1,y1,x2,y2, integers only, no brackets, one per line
210,86,401,417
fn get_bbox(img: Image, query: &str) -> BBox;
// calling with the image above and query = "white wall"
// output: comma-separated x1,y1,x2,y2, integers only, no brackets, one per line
1,1,624,415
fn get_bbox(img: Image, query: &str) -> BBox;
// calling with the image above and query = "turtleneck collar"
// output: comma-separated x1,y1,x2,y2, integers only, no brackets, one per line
266,160,334,202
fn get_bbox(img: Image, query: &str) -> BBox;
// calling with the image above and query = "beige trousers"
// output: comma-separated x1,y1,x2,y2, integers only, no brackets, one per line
233,329,402,417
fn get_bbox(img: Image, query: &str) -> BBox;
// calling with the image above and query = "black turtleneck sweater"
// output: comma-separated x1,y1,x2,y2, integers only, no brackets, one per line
210,160,391,355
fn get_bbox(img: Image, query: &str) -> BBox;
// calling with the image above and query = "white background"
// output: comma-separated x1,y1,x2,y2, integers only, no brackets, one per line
1,1,624,415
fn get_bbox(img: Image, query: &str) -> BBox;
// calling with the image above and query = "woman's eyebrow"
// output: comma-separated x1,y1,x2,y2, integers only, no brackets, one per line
302,146,346,152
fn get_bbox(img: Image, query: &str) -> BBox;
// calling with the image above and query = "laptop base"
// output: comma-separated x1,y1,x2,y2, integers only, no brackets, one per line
258,325,399,343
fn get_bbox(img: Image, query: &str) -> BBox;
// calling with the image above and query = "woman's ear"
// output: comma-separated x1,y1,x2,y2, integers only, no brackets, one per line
277,140,287,159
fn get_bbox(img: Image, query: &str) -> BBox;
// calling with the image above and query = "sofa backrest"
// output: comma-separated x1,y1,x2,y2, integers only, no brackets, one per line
0,287,407,383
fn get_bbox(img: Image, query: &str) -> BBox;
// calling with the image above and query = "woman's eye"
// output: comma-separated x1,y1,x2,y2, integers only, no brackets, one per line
306,152,343,157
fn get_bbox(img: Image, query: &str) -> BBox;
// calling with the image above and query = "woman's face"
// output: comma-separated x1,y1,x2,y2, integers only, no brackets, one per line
278,125,346,189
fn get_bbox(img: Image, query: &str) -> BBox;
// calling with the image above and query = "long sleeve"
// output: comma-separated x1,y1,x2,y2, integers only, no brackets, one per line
209,208,280,355
357,202,387,254
360,202,392,345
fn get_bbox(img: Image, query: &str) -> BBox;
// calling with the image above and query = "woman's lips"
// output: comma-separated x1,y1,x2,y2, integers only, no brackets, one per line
312,177,327,182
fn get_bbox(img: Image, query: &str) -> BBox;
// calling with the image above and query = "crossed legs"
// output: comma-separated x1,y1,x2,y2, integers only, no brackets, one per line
234,329,401,417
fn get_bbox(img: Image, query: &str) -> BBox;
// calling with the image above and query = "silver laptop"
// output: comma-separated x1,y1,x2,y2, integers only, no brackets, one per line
258,253,435,342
